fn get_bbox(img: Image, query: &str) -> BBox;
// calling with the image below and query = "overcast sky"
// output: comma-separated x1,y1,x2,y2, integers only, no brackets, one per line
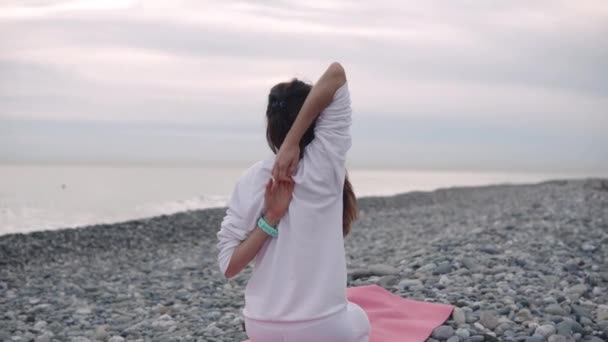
1,0,607,172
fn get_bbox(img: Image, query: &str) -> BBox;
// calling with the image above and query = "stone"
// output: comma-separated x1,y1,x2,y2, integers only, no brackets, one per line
455,328,470,339
204,322,224,336
535,324,556,338
460,257,477,270
417,263,437,273
580,316,593,326
32,320,47,332
474,322,486,331
479,246,500,254
526,336,545,342
378,275,400,287
548,336,568,342
30,304,51,313
447,336,460,342
108,337,125,342
151,314,176,330
581,242,596,252
556,320,582,335
503,329,516,338
368,264,399,276
70,338,91,342
498,316,514,325
398,279,423,290
432,325,455,340
439,275,451,285
570,304,592,318
349,269,373,279
515,308,533,322
480,310,500,330
47,322,63,334
94,325,109,341
495,322,512,335
34,333,52,342
582,337,604,342
545,304,567,316
470,335,485,342
452,307,466,325
482,333,499,342
566,284,587,296
433,263,452,275
597,305,608,321
74,307,92,315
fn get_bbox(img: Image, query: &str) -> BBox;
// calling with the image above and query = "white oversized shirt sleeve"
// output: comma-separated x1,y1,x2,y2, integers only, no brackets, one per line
216,166,265,277
305,81,352,191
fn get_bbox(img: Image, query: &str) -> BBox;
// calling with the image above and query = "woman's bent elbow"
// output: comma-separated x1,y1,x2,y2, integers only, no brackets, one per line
224,262,240,279
328,62,346,81
224,269,235,279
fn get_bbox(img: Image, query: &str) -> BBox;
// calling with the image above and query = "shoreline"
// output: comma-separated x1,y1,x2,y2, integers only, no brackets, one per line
0,177,596,240
1,178,607,341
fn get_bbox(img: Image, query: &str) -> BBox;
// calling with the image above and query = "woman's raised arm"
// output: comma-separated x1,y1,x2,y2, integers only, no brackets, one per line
272,62,347,181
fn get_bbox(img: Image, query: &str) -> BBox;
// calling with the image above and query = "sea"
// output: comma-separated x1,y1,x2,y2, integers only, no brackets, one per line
0,163,599,236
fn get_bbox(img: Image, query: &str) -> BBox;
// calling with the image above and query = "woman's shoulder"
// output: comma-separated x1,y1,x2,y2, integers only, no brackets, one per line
235,158,273,189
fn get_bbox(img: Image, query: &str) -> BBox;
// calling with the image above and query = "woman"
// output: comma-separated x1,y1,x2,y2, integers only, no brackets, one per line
217,62,370,341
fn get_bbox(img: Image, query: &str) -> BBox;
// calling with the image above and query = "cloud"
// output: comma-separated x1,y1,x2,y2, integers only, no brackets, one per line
0,0,606,170
0,0,138,19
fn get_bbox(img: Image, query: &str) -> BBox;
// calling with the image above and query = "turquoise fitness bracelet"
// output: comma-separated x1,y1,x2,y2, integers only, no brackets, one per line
257,216,278,238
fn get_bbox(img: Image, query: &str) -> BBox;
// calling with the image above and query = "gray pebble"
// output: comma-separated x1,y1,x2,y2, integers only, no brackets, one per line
70,338,91,342
515,309,533,322
455,328,470,339
398,278,423,289
480,311,499,330
452,307,466,326
34,333,52,342
545,304,567,316
368,264,399,276
433,263,452,275
526,335,545,342
446,336,460,342
417,263,436,273
432,325,455,340
378,275,400,287
597,305,608,321
535,324,556,338
581,242,596,252
548,336,568,342
566,284,588,296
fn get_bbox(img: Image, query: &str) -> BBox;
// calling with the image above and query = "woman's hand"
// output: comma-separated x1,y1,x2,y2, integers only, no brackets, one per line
263,177,295,226
272,143,300,181
223,178,294,278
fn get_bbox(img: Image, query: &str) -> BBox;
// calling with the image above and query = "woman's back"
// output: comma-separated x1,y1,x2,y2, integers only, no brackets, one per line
217,82,353,322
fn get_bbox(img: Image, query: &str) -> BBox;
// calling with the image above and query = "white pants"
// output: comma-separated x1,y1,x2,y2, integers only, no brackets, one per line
244,302,370,342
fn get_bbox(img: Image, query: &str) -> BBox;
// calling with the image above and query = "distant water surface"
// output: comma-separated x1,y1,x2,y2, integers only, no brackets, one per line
0,164,598,235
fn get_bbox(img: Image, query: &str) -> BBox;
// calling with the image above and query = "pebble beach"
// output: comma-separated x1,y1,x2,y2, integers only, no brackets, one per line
1,178,607,342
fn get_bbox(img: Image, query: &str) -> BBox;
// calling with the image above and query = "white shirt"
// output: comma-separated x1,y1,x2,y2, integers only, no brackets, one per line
217,82,352,322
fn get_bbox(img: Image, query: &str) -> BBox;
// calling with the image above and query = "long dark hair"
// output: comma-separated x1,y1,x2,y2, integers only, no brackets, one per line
265,78,358,237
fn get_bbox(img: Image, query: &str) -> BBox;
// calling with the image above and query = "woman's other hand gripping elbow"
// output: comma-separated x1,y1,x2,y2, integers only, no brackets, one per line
223,177,295,279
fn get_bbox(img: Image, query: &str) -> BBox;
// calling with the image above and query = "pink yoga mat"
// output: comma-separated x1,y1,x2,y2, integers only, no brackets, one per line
243,284,454,342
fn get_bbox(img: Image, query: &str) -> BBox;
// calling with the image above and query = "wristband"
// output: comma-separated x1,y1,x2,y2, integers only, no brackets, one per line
257,216,278,238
